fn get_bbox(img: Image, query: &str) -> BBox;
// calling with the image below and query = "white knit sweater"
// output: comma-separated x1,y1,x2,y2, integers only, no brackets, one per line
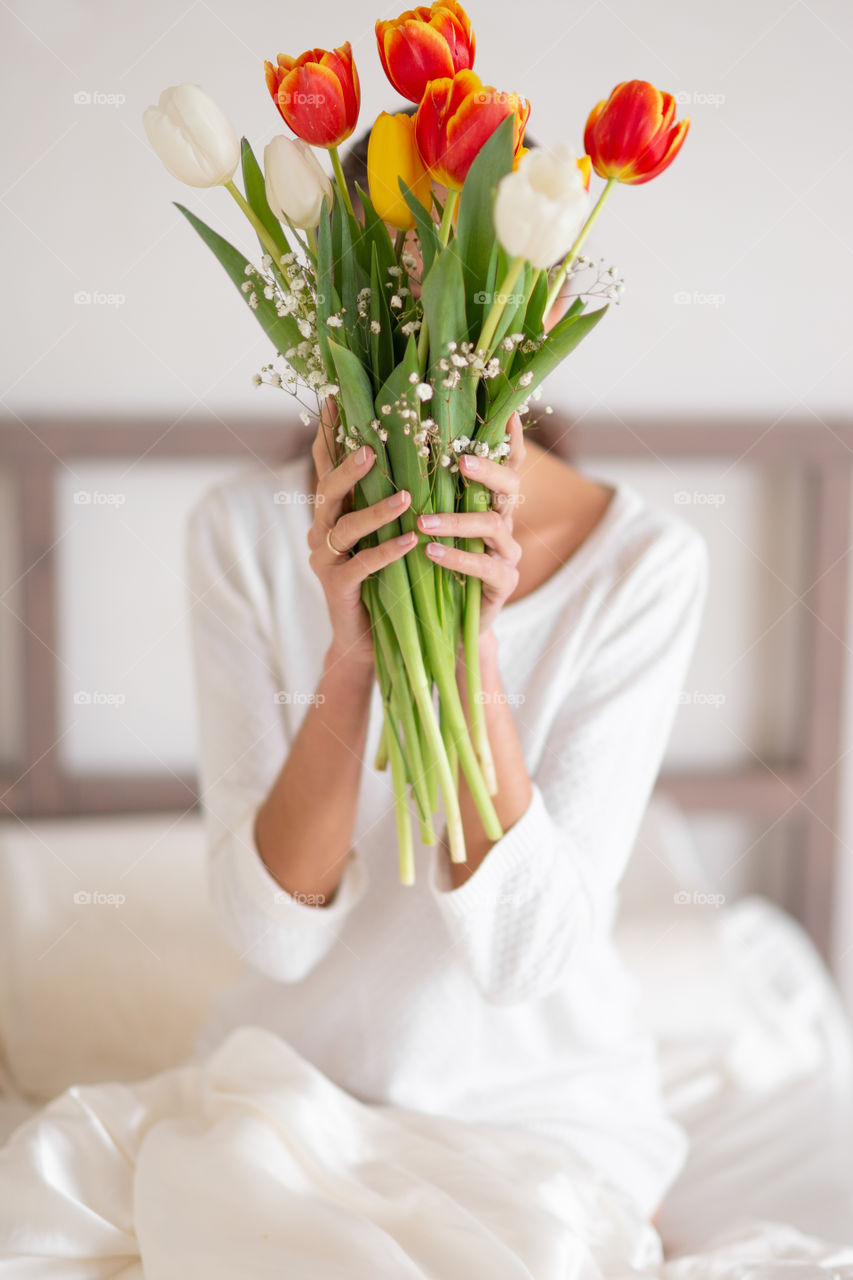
185,452,709,1217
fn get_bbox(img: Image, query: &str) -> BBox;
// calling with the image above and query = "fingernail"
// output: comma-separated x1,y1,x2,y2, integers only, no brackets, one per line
461,455,479,472
419,512,439,529
397,531,416,546
358,446,374,465
426,541,446,558
391,489,410,509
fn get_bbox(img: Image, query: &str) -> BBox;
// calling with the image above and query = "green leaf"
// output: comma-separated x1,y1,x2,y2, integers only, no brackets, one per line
175,202,308,375
369,242,394,393
376,338,430,515
240,138,288,261
326,340,391,506
486,304,610,431
399,178,440,281
455,114,515,335
315,197,339,379
420,248,477,452
354,182,395,281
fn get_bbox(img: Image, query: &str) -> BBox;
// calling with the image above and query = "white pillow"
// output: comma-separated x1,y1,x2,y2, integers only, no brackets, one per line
0,812,244,1101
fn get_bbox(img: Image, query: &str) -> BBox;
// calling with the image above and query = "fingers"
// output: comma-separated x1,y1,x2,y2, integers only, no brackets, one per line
337,530,418,586
416,508,520,564
310,396,339,485
307,442,376,550
330,488,411,554
505,411,526,473
423,539,520,596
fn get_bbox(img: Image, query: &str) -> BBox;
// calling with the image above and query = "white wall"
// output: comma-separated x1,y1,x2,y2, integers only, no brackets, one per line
1,0,852,994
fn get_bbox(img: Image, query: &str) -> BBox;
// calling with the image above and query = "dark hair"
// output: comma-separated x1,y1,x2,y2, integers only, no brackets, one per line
340,104,540,204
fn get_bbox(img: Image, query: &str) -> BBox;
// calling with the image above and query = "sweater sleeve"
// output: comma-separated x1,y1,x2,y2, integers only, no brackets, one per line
428,517,709,1006
184,483,368,984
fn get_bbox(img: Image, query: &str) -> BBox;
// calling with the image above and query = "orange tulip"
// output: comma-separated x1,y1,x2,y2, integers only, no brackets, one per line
414,69,529,190
583,80,688,185
264,43,360,149
376,1,475,104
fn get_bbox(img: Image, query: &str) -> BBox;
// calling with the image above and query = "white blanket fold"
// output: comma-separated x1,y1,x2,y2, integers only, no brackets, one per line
1,1026,852,1279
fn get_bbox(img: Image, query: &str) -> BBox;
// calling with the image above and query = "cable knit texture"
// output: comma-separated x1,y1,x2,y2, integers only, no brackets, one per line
185,453,708,1217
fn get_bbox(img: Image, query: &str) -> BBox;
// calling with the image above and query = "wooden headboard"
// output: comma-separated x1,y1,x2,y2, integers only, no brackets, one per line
1,413,850,961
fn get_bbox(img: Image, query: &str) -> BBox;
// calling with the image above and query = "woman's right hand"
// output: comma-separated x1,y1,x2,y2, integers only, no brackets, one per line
307,397,416,667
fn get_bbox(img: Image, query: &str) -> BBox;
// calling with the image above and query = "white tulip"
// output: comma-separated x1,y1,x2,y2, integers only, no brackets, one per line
494,144,590,270
143,84,240,188
263,136,334,230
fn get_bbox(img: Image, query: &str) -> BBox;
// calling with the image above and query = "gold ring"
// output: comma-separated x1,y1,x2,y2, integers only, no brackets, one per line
325,525,349,558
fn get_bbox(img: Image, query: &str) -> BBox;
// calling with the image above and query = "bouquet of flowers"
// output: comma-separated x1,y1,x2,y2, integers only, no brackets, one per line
143,1,689,883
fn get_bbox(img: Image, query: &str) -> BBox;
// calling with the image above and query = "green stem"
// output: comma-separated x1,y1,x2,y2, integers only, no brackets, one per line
438,189,458,245
477,255,525,357
329,145,357,222
374,598,435,836
385,722,416,886
376,559,468,863
306,225,319,258
463,572,498,795
543,176,616,318
224,180,283,266
405,542,502,846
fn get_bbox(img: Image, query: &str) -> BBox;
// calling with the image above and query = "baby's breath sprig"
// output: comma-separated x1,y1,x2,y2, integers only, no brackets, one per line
551,254,625,306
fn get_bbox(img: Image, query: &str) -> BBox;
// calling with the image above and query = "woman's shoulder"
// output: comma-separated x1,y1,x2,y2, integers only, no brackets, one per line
517,442,708,605
187,454,314,545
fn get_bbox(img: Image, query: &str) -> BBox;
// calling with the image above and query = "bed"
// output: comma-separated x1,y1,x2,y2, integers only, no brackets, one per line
1,413,852,1273
0,800,851,1273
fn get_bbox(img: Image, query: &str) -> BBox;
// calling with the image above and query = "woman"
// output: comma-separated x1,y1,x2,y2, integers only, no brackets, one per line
0,127,708,1275
187,126,708,1224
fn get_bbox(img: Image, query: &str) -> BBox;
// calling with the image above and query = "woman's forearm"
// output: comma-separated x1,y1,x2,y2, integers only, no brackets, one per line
448,630,533,888
254,643,375,906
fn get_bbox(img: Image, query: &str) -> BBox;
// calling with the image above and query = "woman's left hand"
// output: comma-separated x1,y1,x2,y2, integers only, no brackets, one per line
417,411,525,634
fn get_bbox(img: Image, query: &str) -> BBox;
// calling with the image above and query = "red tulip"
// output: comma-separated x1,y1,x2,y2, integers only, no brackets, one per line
414,69,529,190
583,80,689,185
376,1,475,104
264,43,360,148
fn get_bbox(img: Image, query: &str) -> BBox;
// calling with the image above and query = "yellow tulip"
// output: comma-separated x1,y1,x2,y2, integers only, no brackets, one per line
367,111,431,230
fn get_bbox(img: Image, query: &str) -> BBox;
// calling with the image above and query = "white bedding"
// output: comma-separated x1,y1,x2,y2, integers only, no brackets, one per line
0,1022,852,1279
2,810,852,1274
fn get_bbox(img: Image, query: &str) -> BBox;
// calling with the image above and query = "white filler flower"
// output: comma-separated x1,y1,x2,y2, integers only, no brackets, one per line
494,144,590,270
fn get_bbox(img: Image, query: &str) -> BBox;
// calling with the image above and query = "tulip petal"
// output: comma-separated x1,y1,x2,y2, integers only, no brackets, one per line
622,115,690,184
583,99,606,159
592,80,665,174
320,43,360,133
279,62,350,148
384,21,456,101
430,3,476,71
